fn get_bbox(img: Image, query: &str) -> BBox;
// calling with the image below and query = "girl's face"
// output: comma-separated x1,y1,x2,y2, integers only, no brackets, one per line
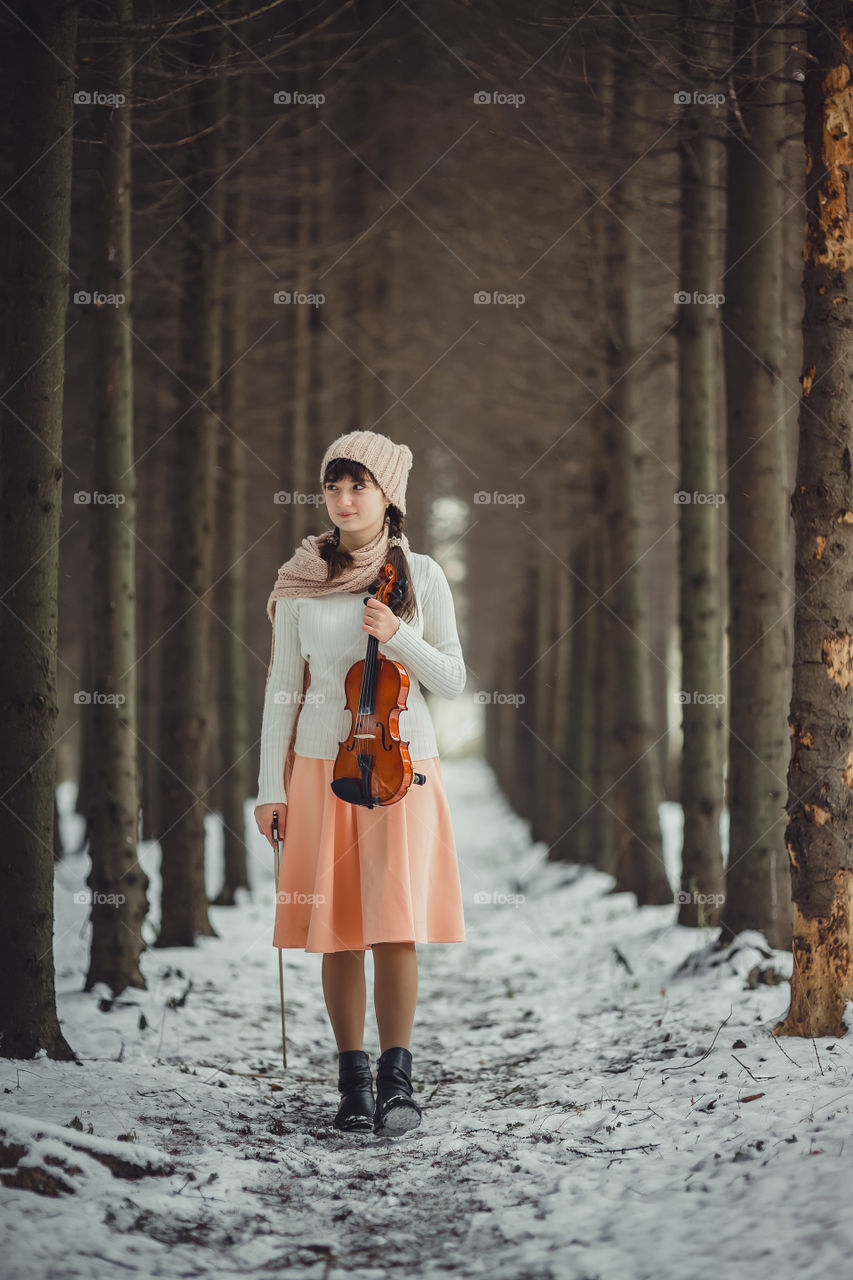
324,471,389,546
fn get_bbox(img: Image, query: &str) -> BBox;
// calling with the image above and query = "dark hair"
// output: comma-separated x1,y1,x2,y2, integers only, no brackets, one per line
320,457,417,623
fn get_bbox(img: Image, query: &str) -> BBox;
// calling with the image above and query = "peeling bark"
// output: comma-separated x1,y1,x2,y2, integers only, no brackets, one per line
777,872,853,1038
777,0,853,1038
822,632,853,687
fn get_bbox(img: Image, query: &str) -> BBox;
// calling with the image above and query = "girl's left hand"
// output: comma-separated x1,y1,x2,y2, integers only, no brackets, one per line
363,597,401,643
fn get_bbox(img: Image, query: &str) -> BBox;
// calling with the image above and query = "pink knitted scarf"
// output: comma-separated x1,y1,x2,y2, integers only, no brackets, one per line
264,523,411,683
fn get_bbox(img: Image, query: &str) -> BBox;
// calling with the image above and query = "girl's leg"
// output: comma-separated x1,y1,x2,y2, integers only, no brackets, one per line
321,949,367,1051
372,941,418,1051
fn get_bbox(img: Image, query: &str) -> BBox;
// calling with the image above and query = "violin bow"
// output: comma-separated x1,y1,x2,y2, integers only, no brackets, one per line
271,809,287,1068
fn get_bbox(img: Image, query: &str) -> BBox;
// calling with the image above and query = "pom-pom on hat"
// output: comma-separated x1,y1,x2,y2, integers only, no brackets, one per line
319,430,413,515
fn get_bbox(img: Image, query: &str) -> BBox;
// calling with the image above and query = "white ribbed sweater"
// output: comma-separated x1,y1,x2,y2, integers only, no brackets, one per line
256,552,466,805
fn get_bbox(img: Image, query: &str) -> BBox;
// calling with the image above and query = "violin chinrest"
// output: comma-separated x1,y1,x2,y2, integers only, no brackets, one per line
331,776,377,808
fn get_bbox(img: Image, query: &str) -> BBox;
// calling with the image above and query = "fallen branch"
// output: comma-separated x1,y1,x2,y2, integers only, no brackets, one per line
662,1009,733,1072
0,1111,174,1197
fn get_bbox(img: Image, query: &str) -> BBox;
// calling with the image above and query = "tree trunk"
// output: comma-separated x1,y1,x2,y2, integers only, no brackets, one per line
85,0,149,992
776,1,853,1038
213,36,251,905
676,0,726,927
552,537,592,864
605,49,671,905
138,423,165,843
155,26,226,946
721,0,792,949
0,0,78,1060
530,533,556,842
545,541,573,854
288,102,313,543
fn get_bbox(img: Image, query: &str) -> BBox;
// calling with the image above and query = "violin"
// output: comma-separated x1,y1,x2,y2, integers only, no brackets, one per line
331,562,427,808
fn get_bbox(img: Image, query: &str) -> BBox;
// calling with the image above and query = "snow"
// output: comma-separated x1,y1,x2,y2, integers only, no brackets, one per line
1,758,851,1280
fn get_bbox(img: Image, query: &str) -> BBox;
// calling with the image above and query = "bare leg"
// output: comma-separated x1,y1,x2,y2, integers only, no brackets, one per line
321,949,366,1051
372,941,418,1052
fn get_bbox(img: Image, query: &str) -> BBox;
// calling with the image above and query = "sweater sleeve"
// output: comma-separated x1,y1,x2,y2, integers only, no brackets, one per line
379,559,467,699
256,598,304,806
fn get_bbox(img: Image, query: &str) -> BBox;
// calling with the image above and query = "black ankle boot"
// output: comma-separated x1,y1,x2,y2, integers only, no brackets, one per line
373,1046,422,1136
333,1049,375,1132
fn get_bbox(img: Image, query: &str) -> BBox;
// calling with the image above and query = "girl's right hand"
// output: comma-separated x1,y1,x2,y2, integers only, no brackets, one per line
254,802,287,848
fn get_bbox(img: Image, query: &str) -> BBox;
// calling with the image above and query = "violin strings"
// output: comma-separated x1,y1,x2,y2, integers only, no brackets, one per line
353,574,392,791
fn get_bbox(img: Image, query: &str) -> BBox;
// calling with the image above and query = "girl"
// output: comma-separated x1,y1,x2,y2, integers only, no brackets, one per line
253,429,467,1138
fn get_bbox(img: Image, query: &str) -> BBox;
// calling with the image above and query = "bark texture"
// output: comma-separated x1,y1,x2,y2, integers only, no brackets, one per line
85,0,149,994
721,0,792,949
776,5,853,1038
0,0,78,1059
676,0,726,927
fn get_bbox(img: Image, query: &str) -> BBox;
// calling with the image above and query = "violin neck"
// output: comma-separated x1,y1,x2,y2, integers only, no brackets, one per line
359,634,379,714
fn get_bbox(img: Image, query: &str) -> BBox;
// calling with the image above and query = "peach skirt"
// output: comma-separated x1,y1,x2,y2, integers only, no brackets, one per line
272,753,466,953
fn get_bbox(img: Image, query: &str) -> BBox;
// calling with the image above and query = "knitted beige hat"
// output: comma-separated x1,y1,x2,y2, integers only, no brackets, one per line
319,430,413,515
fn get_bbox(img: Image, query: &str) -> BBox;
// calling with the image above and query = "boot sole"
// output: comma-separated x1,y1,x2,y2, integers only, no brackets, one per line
373,1103,422,1137
334,1118,374,1133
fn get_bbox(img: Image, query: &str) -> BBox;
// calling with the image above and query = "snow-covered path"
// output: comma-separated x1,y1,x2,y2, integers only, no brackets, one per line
2,757,852,1280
